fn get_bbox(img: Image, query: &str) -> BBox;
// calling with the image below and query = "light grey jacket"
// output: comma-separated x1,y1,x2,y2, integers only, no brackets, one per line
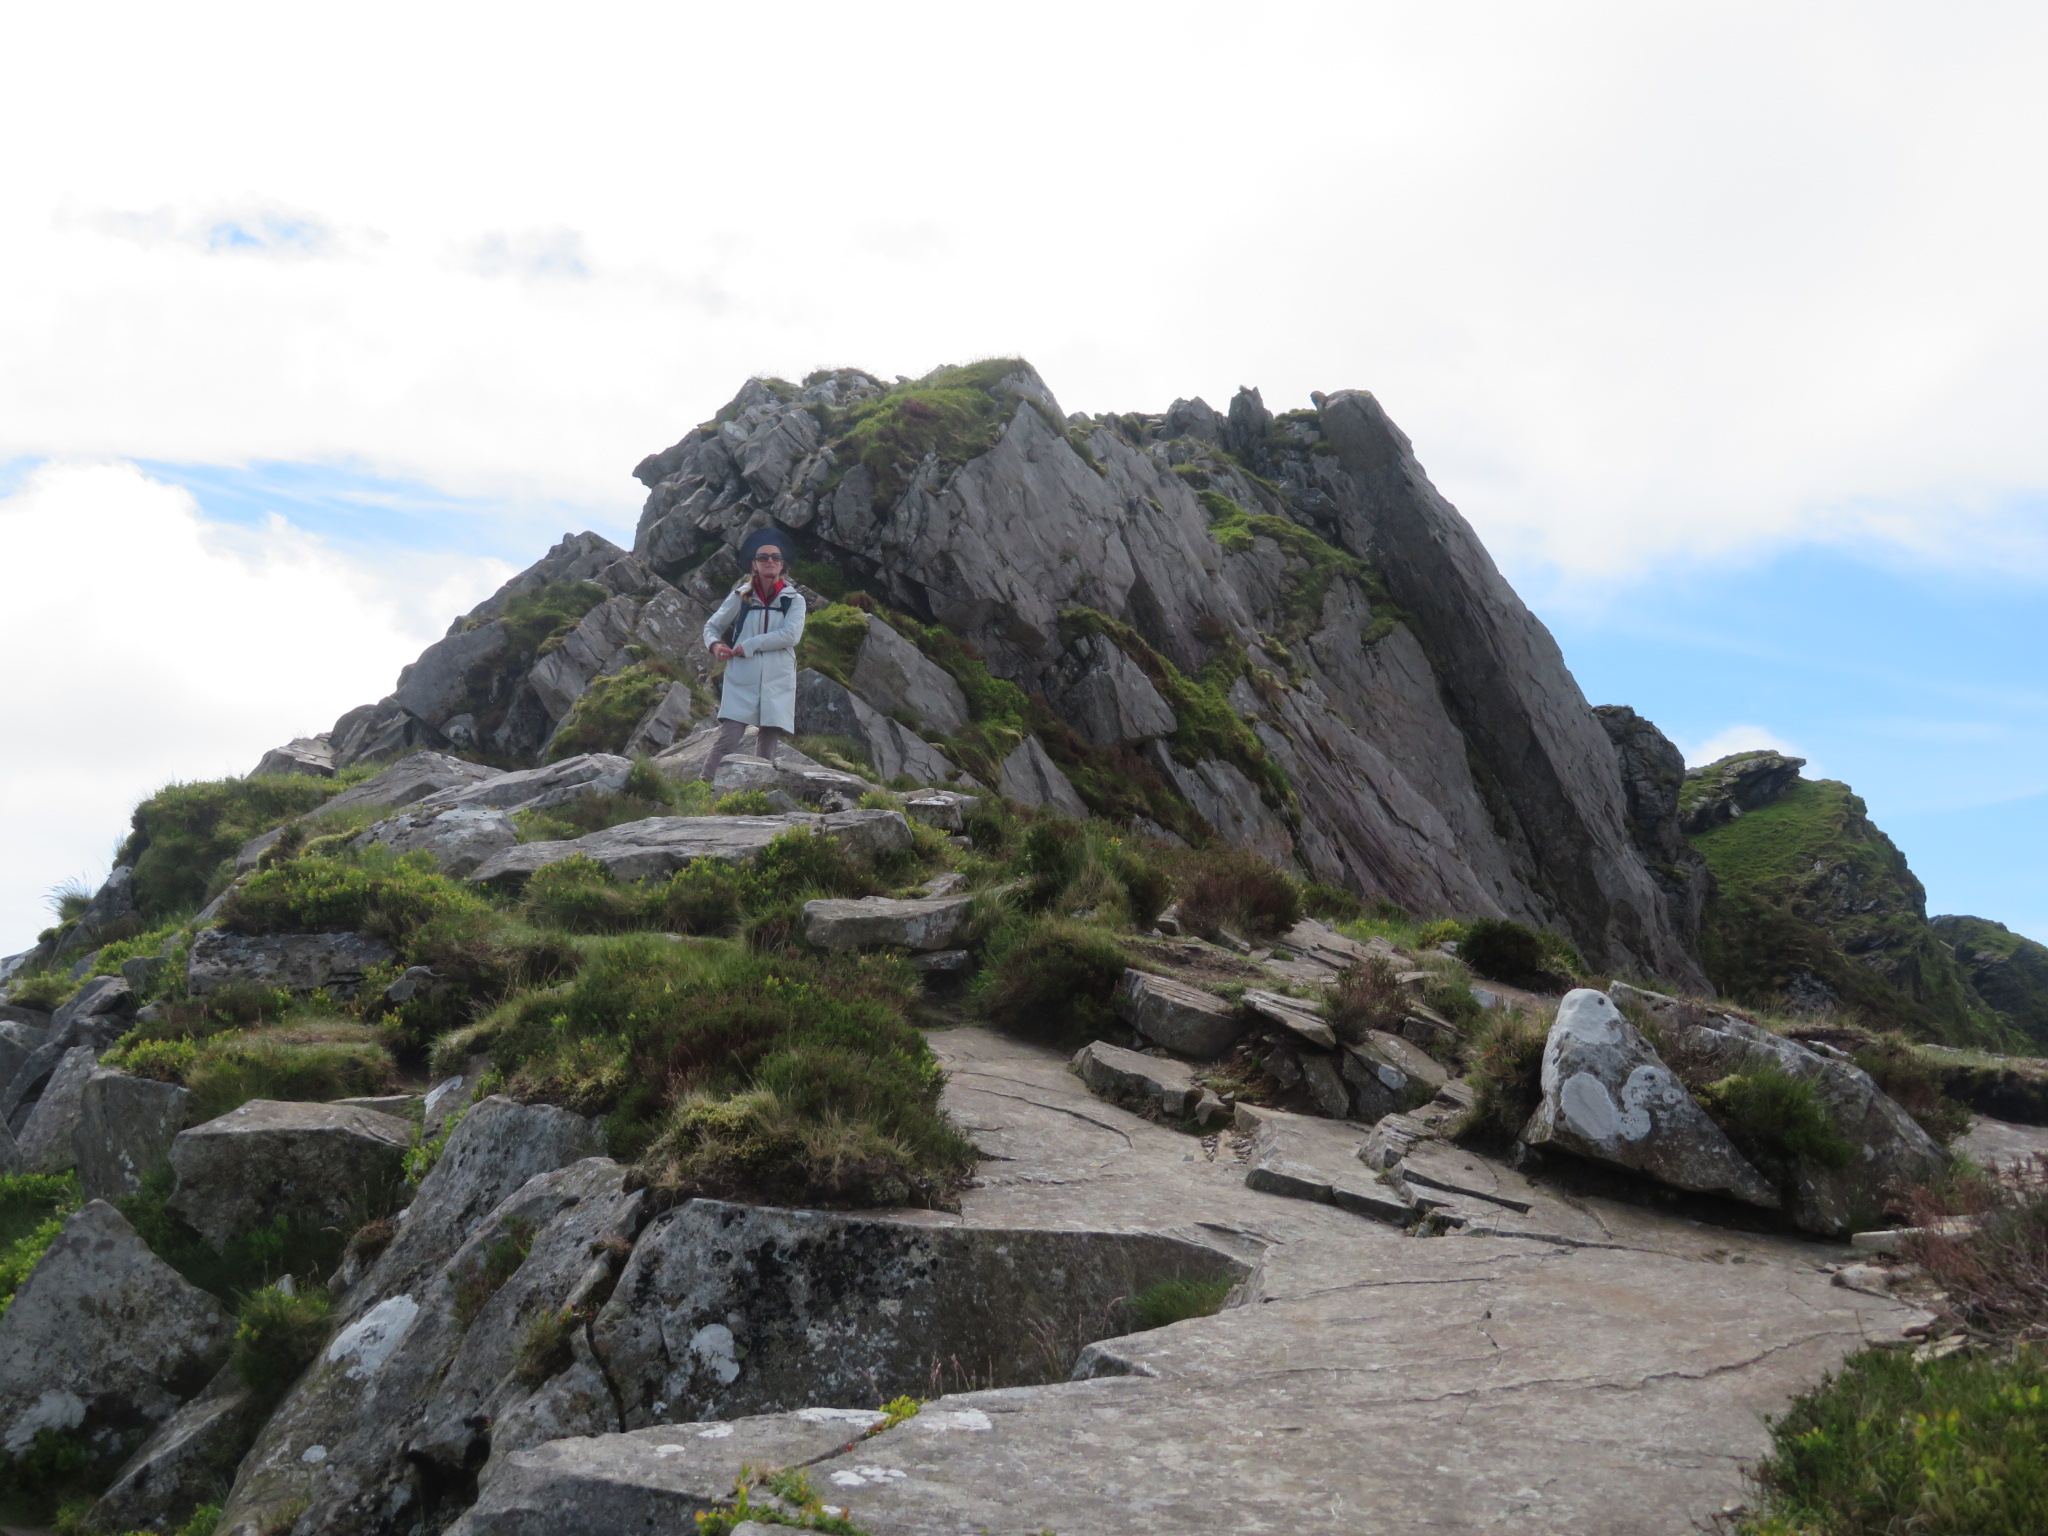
703,581,808,732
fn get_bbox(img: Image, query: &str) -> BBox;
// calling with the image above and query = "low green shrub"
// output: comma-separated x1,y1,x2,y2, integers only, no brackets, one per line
1738,1346,2048,1536
1130,1276,1234,1330
220,849,483,946
0,1427,91,1519
522,856,644,934
650,860,749,937
231,1283,333,1399
1170,844,1301,940
544,665,672,761
1300,881,1363,923
121,773,355,919
793,602,873,687
1698,1062,1854,1192
0,1173,80,1319
1457,1007,1553,1147
516,1306,582,1385
714,789,776,815
1458,919,1564,989
453,1215,536,1326
107,1022,397,1122
1324,957,1407,1045
972,915,1130,1043
5,972,76,1011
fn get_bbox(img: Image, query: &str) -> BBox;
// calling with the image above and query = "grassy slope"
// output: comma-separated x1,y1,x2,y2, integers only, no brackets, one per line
1930,914,2048,1050
1690,777,2010,1047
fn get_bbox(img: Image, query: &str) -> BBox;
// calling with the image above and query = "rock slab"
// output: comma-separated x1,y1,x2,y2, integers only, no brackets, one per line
168,1100,414,1250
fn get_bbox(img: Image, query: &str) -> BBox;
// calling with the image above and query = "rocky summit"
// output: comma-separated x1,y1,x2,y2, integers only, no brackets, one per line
3,360,2045,1536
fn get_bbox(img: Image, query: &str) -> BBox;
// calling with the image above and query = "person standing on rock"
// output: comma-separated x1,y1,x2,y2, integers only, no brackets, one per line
701,526,807,778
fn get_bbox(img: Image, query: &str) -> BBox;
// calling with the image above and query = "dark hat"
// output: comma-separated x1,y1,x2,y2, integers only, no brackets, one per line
738,526,792,565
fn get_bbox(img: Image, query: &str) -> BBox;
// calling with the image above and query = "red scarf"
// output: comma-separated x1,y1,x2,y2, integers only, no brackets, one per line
750,574,785,608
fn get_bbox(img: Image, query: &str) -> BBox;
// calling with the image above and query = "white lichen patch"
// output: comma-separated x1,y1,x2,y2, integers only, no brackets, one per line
325,1293,421,1380
687,1323,741,1385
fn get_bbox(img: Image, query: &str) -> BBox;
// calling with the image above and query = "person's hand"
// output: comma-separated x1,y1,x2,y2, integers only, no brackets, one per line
712,642,735,660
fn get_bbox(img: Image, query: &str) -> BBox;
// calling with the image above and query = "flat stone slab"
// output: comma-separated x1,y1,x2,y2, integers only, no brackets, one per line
1956,1112,2048,1172
1113,969,1245,1060
168,1100,413,1250
186,930,397,998
1241,989,1337,1050
802,893,973,952
1072,1041,1200,1119
468,810,912,885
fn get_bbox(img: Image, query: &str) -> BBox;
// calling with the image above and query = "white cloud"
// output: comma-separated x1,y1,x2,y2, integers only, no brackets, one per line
0,4,2045,578
0,462,511,953
1681,724,1806,771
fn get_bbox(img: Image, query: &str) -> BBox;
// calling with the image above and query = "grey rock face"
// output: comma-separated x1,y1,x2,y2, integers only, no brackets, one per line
791,668,958,785
252,735,337,778
1611,982,1949,1234
0,1202,232,1472
1522,990,1778,1207
449,1412,884,1536
351,804,520,877
432,753,634,813
320,750,503,818
622,681,694,755
1145,747,1294,867
1050,633,1176,747
850,615,971,735
86,1365,266,1534
14,1045,99,1171
394,622,510,728
592,1202,1246,1426
1073,1041,1201,1118
1113,970,1245,1060
1318,390,1707,987
997,735,1089,819
168,1100,413,1251
186,929,397,999
801,893,974,952
467,809,913,886
76,1068,191,1201
901,789,978,832
329,699,447,769
215,1102,607,1536
51,973,137,1043
1596,705,1711,949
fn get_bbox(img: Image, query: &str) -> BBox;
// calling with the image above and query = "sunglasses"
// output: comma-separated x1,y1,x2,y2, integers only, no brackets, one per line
752,552,785,563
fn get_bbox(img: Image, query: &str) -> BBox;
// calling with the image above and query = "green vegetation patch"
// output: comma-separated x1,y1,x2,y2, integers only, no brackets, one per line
1933,914,2048,1050
794,602,872,688
1691,778,2009,1047
0,1173,80,1320
1738,1346,2048,1536
1130,1276,1234,1330
219,847,486,946
118,1168,377,1305
1697,1062,1854,1195
465,932,974,1206
1456,1006,1554,1148
231,1282,333,1401
827,359,1033,504
544,664,672,762
970,915,1131,1046
1458,918,1579,991
122,773,356,919
106,1020,398,1122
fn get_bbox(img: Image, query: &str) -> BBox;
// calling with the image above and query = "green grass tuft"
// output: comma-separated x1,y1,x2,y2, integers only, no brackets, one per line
231,1283,333,1400
544,664,673,762
1130,1276,1233,1330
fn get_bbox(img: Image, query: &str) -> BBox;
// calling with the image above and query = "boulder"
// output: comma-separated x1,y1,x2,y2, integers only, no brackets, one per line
167,1100,414,1251
351,804,520,877
1242,989,1337,1050
1610,982,1950,1235
622,681,696,756
997,735,1090,819
801,893,974,952
1679,750,1806,836
792,668,959,786
1113,970,1245,1060
13,1045,98,1171
1521,990,1778,1208
56,866,139,957
50,973,137,1044
185,930,397,998
468,809,913,886
393,622,511,727
1050,632,1177,747
85,1365,267,1534
0,1019,40,1090
1072,1041,1201,1118
901,789,978,832
432,753,634,813
850,616,971,735
0,1202,233,1474
214,1103,609,1536
319,751,504,818
251,735,337,778
328,700,445,769
76,1068,191,1201
1339,1030,1449,1123
588,1202,1245,1427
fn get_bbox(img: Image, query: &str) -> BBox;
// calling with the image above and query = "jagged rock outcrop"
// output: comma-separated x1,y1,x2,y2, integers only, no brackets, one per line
622,365,1707,985
1595,705,1711,952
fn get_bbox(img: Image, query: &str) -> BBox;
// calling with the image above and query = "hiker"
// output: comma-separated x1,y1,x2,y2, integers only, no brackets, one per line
701,526,807,779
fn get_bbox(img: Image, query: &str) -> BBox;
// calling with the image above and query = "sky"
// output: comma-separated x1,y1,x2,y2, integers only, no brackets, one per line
2,1,2043,949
